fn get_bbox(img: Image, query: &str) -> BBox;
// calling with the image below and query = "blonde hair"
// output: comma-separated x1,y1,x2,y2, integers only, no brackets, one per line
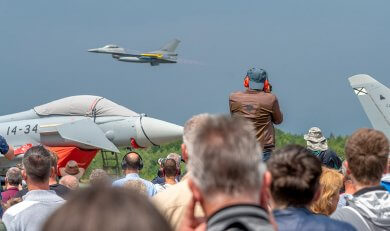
310,167,343,215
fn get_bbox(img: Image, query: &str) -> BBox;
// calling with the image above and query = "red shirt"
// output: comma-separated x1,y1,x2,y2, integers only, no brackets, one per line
2,187,19,203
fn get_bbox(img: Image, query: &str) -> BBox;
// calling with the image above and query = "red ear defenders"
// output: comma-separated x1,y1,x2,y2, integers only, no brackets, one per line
121,152,144,170
244,76,250,88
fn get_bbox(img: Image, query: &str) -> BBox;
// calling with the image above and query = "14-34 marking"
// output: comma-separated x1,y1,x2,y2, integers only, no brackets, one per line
7,124,38,135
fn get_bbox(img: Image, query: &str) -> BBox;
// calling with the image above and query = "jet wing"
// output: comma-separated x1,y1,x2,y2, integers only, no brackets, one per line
39,119,120,153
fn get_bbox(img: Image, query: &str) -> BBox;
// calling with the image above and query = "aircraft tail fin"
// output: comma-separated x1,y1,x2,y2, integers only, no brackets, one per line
159,39,180,53
349,74,390,139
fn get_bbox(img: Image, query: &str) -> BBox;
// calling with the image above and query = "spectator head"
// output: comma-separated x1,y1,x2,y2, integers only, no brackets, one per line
304,127,328,152
163,158,178,178
59,160,84,180
345,128,389,185
340,160,355,195
122,152,143,172
89,169,111,186
123,180,148,196
387,154,390,174
267,145,322,208
166,153,181,170
182,114,210,162
245,67,268,90
310,167,343,215
5,167,22,187
42,186,172,231
22,146,52,184
188,115,264,203
49,152,58,176
59,175,79,190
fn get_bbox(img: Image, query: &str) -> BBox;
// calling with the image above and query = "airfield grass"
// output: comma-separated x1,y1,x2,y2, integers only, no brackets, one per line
82,129,348,181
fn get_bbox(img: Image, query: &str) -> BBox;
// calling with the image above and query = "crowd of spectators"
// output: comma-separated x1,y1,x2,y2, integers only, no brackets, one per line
0,113,389,231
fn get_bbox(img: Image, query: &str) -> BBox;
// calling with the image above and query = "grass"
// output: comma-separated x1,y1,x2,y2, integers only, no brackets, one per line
83,130,348,181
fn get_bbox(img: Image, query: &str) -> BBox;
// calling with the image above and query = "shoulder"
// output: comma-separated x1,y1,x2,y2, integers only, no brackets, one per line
229,91,245,99
4,200,39,218
313,214,356,230
153,180,190,206
275,209,355,231
112,178,125,186
141,178,156,188
331,207,355,221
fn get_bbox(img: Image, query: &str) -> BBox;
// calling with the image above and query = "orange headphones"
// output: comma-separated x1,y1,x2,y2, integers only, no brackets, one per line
244,76,250,88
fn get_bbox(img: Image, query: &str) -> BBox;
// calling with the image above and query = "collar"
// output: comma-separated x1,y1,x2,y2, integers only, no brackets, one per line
273,206,312,215
207,204,269,224
353,185,386,197
23,190,63,202
6,187,19,191
125,173,140,178
245,89,263,94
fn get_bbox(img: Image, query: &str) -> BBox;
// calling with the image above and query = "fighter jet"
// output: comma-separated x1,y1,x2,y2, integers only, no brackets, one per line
0,95,183,173
88,39,180,66
349,74,390,139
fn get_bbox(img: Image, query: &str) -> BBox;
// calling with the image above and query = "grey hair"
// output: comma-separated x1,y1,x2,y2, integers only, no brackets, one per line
59,175,79,190
6,167,22,186
89,169,111,186
183,114,211,156
188,115,263,197
166,153,181,169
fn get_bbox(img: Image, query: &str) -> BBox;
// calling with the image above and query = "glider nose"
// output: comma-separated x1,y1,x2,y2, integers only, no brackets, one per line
135,116,183,147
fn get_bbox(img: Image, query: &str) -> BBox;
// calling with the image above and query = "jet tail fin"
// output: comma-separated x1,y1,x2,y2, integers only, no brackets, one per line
349,74,390,139
159,39,180,53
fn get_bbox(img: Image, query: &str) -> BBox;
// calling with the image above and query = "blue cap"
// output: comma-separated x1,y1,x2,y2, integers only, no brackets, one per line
247,68,268,90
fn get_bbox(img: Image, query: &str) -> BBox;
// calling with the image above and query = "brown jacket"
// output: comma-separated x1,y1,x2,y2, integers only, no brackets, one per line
229,90,283,149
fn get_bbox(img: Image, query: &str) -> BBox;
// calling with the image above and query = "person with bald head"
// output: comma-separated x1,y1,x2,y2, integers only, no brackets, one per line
112,152,157,197
59,175,79,191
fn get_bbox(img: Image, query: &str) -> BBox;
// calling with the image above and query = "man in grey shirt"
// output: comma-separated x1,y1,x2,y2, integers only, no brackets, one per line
331,129,390,231
3,146,64,231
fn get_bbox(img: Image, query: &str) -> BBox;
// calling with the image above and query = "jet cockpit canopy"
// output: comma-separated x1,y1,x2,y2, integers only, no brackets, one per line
34,95,138,117
104,44,119,49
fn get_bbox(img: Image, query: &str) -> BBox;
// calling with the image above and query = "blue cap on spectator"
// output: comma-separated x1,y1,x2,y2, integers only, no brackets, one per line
247,68,268,90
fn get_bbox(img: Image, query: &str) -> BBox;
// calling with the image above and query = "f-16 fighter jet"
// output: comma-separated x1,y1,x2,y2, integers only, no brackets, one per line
0,95,183,174
88,39,180,66
349,74,390,140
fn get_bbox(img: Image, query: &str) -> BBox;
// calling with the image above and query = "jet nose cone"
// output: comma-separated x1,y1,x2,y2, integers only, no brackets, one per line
137,117,183,147
88,48,99,53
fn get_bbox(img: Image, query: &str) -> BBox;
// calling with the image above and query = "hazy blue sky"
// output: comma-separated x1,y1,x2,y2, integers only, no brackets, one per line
1,0,389,136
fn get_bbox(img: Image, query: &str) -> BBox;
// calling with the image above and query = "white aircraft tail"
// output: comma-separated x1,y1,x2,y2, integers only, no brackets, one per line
159,39,180,53
349,74,390,139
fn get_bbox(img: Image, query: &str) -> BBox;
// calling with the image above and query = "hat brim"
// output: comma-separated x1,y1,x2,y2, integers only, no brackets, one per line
59,167,85,180
304,134,326,143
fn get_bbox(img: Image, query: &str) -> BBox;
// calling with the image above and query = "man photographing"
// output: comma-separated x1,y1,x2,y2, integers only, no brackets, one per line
229,68,283,161
0,135,14,160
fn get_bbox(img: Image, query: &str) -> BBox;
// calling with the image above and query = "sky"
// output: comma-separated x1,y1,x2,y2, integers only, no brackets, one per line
0,0,389,136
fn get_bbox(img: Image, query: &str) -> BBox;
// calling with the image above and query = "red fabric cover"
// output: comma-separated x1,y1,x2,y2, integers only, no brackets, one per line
14,144,33,155
45,147,99,176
